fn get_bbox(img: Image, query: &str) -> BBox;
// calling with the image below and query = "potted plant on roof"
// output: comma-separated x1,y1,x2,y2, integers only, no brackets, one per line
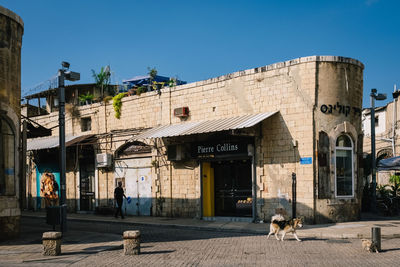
79,92,94,105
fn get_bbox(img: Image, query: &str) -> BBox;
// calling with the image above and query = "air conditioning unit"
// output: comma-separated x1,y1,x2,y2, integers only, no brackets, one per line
174,107,189,117
96,153,112,168
167,145,187,161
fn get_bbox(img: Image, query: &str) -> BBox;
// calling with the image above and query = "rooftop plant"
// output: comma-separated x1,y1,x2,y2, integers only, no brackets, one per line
79,92,94,104
92,66,115,97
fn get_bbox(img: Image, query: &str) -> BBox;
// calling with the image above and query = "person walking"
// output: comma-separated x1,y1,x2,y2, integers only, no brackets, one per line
114,181,126,219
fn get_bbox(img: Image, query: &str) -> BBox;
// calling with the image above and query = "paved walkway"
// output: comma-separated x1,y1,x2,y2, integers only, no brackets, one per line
0,212,399,266
23,211,400,239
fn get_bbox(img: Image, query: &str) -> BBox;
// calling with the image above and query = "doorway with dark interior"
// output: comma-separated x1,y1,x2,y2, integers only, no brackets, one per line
79,147,95,212
213,159,252,217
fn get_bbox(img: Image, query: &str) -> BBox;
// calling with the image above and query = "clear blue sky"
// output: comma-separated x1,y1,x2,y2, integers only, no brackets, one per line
1,0,399,108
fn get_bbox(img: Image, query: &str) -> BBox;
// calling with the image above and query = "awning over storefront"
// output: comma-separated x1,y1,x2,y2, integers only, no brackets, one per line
377,156,400,171
134,112,278,139
27,134,95,151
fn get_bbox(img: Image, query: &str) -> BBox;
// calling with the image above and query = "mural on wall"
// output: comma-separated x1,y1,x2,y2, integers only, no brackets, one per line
36,165,60,209
40,171,59,206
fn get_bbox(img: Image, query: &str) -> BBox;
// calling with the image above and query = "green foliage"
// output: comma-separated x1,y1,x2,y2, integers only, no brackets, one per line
147,67,157,80
79,92,94,103
136,86,146,96
168,78,176,87
389,174,400,185
92,66,114,96
112,93,127,119
389,175,400,197
152,81,165,91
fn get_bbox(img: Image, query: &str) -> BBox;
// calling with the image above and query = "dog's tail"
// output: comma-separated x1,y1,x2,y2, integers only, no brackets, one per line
271,214,285,222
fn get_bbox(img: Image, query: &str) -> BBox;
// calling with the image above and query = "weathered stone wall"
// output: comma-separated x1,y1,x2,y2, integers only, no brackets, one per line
29,56,364,223
0,5,23,239
314,61,364,223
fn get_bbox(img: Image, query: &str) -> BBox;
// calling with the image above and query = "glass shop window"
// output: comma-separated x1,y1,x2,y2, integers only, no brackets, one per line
0,117,15,195
335,135,354,197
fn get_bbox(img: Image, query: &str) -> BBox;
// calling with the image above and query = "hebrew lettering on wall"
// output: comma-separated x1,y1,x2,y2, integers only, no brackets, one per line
320,102,361,117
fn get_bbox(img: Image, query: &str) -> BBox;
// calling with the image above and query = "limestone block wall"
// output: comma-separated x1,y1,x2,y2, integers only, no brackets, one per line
314,60,364,223
0,5,23,240
28,56,364,223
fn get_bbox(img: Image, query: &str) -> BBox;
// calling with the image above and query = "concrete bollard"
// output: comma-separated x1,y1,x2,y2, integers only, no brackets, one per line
42,231,62,256
372,227,381,251
123,230,141,255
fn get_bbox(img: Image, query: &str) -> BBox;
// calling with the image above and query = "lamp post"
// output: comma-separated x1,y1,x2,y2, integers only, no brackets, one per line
370,88,387,212
58,61,80,232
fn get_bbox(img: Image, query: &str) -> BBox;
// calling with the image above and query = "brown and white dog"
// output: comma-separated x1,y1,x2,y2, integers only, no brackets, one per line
267,214,303,241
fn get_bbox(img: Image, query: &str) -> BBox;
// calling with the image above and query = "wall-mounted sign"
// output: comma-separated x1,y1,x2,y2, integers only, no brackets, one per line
191,140,250,159
300,157,312,165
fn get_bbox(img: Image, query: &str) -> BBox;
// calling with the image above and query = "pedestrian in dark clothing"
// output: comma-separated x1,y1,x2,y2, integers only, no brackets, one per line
114,181,126,219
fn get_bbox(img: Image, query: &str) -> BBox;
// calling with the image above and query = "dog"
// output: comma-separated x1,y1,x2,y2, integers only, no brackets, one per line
361,239,379,253
266,214,303,241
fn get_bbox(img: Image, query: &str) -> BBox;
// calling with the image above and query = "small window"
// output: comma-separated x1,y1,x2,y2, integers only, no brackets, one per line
374,116,379,127
81,117,92,132
335,135,354,197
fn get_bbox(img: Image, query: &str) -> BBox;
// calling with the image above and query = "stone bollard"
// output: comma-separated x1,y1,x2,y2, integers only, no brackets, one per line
42,231,62,256
123,230,141,255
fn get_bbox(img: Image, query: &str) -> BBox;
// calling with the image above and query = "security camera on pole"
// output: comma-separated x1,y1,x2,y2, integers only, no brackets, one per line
58,61,80,232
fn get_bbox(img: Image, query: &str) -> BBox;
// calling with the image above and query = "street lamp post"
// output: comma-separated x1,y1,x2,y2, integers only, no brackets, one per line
58,61,80,232
370,88,387,212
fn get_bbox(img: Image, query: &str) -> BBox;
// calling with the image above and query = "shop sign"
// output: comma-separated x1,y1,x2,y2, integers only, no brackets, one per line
191,141,249,158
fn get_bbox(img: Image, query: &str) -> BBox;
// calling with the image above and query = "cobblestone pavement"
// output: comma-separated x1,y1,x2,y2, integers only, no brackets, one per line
1,217,400,266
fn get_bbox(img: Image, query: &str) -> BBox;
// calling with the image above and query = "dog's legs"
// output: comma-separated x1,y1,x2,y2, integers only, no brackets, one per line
280,232,286,241
267,231,272,239
275,232,280,241
267,225,273,239
293,232,302,242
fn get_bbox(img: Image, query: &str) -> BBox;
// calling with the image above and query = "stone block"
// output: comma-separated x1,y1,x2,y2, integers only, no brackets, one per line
123,230,141,255
42,231,62,256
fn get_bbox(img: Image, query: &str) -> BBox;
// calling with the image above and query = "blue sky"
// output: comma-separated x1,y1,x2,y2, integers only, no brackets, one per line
1,0,399,107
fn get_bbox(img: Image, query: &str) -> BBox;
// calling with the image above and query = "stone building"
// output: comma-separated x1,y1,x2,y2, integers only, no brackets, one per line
362,93,400,185
0,6,24,240
26,55,364,224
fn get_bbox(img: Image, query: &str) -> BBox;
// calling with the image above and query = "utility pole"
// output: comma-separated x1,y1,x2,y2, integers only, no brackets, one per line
370,88,386,213
58,61,80,232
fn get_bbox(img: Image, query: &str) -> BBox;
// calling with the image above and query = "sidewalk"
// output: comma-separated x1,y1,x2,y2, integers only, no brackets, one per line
23,211,400,239
1,211,399,265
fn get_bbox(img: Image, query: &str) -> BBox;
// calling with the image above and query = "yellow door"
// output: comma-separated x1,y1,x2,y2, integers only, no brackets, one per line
202,162,215,217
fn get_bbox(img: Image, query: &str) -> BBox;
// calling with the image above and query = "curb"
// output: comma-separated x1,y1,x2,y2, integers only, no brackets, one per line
22,214,400,240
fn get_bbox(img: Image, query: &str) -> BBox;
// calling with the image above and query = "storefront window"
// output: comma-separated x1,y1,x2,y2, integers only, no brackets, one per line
0,117,15,195
335,135,353,197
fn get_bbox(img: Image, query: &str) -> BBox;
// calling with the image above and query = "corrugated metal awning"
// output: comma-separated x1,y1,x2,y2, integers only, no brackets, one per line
27,134,95,151
134,112,278,139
